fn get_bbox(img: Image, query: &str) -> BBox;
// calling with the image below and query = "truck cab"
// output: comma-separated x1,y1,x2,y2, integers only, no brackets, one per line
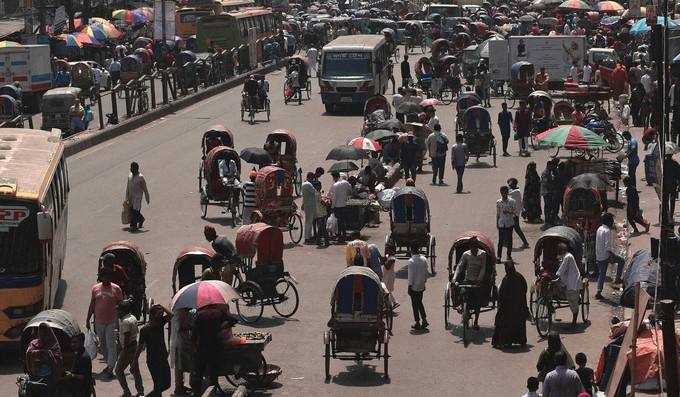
588,48,620,87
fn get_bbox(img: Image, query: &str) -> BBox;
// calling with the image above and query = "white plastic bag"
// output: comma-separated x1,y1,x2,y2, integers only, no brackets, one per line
84,329,99,360
327,213,338,234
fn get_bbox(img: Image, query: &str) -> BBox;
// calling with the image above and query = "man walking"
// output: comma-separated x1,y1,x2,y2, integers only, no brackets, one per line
542,351,585,396
425,124,448,185
64,333,93,397
407,240,429,330
329,171,352,243
540,161,556,228
401,55,412,87
496,186,515,263
450,133,469,193
400,133,420,181
595,213,625,299
307,46,318,77
115,300,144,397
498,103,513,157
132,304,173,397
86,267,123,378
555,243,581,329
301,172,317,243
514,100,532,156
507,178,530,249
623,131,640,186
125,162,150,230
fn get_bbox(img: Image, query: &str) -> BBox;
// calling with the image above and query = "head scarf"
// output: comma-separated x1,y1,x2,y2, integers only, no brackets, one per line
25,323,64,376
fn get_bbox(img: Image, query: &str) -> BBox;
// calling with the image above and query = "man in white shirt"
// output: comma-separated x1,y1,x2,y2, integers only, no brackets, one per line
595,213,625,299
425,122,448,185
307,46,318,76
641,69,653,94
568,61,579,82
92,65,102,96
115,300,144,396
407,240,429,330
507,178,530,248
496,185,516,263
329,171,352,243
543,351,585,397
555,243,581,329
581,60,592,84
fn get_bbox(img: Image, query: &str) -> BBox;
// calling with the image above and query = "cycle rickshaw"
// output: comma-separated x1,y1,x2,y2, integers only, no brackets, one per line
265,129,303,196
461,105,497,167
70,62,96,104
250,165,303,244
528,90,553,149
120,55,143,85
284,55,311,103
172,246,215,294
0,95,22,127
530,226,590,337
434,54,459,104
454,91,482,132
443,231,498,345
133,48,154,75
431,38,450,58
385,186,436,274
233,223,300,323
415,56,434,93
363,94,392,134
120,55,150,114
199,145,243,226
176,50,198,94
405,22,426,53
201,125,234,157
505,61,534,108
553,100,575,126
241,74,271,124
324,266,392,380
100,241,150,323
563,173,607,272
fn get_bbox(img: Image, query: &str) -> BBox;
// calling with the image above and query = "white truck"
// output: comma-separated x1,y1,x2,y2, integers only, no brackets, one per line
0,44,53,111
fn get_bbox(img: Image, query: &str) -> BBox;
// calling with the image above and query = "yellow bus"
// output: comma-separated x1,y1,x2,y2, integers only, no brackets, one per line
0,128,68,346
175,7,215,40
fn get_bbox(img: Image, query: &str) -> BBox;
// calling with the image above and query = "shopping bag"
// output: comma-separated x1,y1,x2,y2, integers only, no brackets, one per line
84,329,99,360
327,213,338,234
121,200,131,225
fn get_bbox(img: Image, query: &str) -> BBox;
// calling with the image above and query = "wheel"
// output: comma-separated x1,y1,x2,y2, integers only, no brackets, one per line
535,297,552,338
289,213,303,244
200,189,208,219
222,353,267,390
491,141,497,167
236,283,263,323
530,132,539,150
139,93,149,114
548,144,560,158
461,298,469,345
440,87,453,105
324,339,331,380
229,194,237,228
605,132,625,153
444,284,451,329
266,100,271,121
249,107,255,124
297,168,303,196
240,100,245,121
293,172,301,196
581,281,590,322
283,81,288,102
529,289,538,319
383,341,389,380
429,236,436,274
385,307,393,332
325,103,334,113
272,278,299,317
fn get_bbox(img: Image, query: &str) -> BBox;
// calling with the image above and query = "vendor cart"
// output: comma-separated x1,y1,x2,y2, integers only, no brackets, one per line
215,331,277,393
344,198,373,232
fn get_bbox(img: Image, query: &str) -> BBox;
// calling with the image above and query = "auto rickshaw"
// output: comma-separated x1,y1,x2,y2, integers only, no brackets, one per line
100,241,150,322
202,125,235,157
133,48,154,75
172,247,215,294
506,61,534,108
462,105,497,166
251,165,303,244
70,62,96,103
199,146,243,226
264,130,303,196
40,87,82,135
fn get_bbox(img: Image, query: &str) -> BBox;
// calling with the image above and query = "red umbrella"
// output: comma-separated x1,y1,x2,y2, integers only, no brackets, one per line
169,280,240,310
420,98,444,107
349,137,382,151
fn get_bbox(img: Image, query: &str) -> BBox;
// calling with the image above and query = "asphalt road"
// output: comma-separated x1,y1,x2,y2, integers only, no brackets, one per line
0,53,657,397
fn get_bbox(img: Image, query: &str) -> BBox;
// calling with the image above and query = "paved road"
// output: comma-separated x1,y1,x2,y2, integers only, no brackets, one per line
0,54,655,396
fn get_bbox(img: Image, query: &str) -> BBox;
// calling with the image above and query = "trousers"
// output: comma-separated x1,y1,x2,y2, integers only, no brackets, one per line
115,342,144,395
410,290,427,322
94,322,117,368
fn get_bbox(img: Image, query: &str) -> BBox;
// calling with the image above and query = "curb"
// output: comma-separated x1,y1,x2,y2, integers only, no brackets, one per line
64,61,284,157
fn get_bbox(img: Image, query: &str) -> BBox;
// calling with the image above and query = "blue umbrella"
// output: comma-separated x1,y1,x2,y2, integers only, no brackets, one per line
629,17,679,35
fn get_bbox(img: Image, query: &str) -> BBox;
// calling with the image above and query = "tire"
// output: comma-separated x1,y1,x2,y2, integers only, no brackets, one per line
605,132,625,153
272,278,299,317
548,144,560,158
529,289,538,319
429,236,436,274
325,103,334,113
441,87,453,105
200,189,208,219
324,341,331,380
530,132,539,150
289,213,303,244
249,107,255,124
229,194,237,228
293,172,301,196
581,281,590,322
236,283,263,323
223,353,267,389
444,284,451,329
297,168,303,196
535,297,552,338
383,341,389,380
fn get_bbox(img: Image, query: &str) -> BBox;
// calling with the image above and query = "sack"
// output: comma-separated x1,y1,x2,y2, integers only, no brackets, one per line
436,133,449,154
327,213,338,234
84,329,99,360
121,200,131,225
285,86,293,99
513,131,518,141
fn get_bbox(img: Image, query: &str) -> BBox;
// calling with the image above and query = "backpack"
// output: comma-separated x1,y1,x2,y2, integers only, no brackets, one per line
436,133,449,154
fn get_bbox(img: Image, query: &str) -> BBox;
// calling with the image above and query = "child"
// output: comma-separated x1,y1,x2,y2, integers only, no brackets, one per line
575,352,596,396
521,376,541,397
624,176,650,234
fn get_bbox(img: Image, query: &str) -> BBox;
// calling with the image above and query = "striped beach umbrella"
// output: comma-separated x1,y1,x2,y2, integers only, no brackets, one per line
77,25,109,41
170,280,240,310
92,23,122,39
536,125,609,149
557,0,591,10
134,8,154,21
72,32,102,46
112,9,147,24
56,34,84,48
348,137,382,151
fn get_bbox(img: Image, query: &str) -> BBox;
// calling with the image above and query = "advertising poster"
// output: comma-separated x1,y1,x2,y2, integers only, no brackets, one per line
154,1,175,41
509,36,585,82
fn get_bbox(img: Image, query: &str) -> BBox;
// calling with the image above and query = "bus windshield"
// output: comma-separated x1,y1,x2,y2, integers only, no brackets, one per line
428,5,461,18
322,52,372,78
0,201,41,276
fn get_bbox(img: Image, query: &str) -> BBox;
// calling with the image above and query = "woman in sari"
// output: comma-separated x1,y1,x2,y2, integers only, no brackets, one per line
26,322,64,396
492,260,529,348
523,161,542,222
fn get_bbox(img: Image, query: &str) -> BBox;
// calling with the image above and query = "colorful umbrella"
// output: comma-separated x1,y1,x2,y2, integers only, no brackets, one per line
73,32,102,46
112,9,147,24
592,1,624,11
349,137,383,151
419,98,444,107
134,8,154,21
630,17,679,35
91,17,114,26
557,0,590,10
92,23,122,38
0,41,21,48
169,280,240,310
536,125,609,149
56,34,84,48
77,25,109,41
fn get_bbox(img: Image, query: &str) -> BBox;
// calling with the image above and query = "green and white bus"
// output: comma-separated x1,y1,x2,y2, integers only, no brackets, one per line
195,8,275,53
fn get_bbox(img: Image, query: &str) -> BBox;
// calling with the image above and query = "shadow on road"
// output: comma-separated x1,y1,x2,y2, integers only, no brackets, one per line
242,316,298,329
329,363,389,387
0,349,22,376
447,323,493,347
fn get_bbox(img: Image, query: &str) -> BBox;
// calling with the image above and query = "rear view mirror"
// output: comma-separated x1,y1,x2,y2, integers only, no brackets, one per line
37,212,53,241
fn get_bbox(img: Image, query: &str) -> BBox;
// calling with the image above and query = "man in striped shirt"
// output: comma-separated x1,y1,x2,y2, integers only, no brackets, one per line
242,170,257,225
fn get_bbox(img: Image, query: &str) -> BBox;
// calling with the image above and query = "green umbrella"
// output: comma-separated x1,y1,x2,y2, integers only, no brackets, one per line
536,125,609,149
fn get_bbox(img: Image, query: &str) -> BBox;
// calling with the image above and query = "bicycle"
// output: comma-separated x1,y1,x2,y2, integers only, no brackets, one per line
533,278,589,338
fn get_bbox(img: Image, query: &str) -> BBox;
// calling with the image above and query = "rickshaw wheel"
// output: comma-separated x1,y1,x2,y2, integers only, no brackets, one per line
529,289,538,320
428,236,436,274
581,281,590,322
504,87,516,108
535,297,552,338
283,81,288,103
530,132,539,150
324,342,331,380
200,189,208,219
220,353,267,390
440,87,453,105
295,168,303,196
548,144,560,158
236,283,264,323
229,194,237,228
272,278,299,317
238,190,245,216
289,213,303,244
240,100,245,121
605,132,624,153
140,295,150,324
444,284,451,329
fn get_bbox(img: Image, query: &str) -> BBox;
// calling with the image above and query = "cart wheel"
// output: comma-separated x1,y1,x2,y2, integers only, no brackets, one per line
441,87,453,105
444,284,451,329
236,283,263,323
294,168,303,196
461,298,469,346
306,82,311,99
383,341,389,380
529,288,538,319
535,297,552,338
240,100,245,121
530,132,538,150
548,144,560,158
429,236,436,275
266,100,271,121
272,278,299,317
229,195,237,228
220,353,267,390
283,81,288,102
581,280,590,323
289,213,303,244
605,132,624,153
200,188,208,219
324,341,331,380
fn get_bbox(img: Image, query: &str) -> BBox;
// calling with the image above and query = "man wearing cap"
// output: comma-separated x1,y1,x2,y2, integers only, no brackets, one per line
243,170,257,225
115,300,144,397
301,172,318,243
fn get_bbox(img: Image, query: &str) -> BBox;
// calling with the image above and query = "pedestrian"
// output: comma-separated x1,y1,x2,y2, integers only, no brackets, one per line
329,171,352,243
401,55,412,87
313,180,330,247
301,172,317,243
542,351,585,396
56,66,71,87
169,308,192,396
522,376,541,397
514,100,532,156
425,106,440,131
498,102,513,157
86,267,123,378
524,162,543,222
508,178,530,249
664,153,680,223
132,304,173,397
407,240,429,330
242,170,257,225
492,260,529,348
426,123,448,185
99,252,128,295
640,94,651,129
595,213,625,299
115,300,144,397
383,243,399,309
536,331,575,381
553,162,569,221
450,133,469,193
400,133,420,181
575,352,597,395
622,131,640,187
540,161,557,228
25,322,63,395
64,332,93,397
203,226,238,284
125,162,150,230
393,87,405,113
496,185,515,263
191,305,236,397
307,46,318,77
555,243,581,329
109,57,121,88
367,244,384,279
624,176,650,234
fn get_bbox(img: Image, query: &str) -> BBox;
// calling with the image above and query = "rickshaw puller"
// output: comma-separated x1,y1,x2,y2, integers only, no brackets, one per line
452,236,486,330
555,243,581,329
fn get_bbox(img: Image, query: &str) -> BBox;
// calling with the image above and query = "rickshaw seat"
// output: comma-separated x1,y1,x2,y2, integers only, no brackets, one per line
246,260,284,281
335,274,380,317
541,259,559,274
177,259,211,289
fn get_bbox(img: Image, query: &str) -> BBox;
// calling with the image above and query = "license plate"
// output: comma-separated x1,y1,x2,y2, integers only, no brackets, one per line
340,97,352,103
